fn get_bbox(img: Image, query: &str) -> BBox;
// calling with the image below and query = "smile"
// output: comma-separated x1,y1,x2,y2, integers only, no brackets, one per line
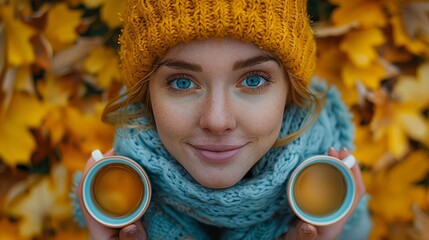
191,145,244,164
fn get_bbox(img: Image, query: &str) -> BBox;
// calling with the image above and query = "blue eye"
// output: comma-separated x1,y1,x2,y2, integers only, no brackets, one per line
241,75,266,88
170,77,196,90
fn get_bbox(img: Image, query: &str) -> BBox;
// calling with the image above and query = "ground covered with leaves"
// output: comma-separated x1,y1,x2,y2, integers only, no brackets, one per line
1,0,429,239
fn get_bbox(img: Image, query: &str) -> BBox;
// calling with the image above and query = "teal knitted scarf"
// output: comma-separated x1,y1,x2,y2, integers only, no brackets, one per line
110,83,354,240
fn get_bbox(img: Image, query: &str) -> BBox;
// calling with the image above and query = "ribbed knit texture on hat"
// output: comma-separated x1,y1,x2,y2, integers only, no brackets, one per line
119,0,316,88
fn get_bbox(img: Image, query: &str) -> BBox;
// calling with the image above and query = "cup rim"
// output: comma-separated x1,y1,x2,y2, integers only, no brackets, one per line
287,155,356,226
81,155,152,228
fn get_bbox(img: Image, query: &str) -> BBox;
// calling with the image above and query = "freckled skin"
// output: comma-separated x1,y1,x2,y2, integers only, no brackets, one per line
149,39,288,189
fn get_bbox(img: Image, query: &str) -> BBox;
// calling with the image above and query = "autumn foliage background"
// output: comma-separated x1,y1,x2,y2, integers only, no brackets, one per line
1,0,429,239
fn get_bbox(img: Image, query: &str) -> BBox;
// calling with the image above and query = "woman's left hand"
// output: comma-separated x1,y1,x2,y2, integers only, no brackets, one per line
280,147,366,240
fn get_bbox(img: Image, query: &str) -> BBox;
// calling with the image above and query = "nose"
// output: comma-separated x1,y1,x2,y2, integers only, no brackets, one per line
199,91,237,135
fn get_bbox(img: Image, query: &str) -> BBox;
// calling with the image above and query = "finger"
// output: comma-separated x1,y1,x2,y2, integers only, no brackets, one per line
297,222,317,240
119,224,138,240
284,221,317,240
339,147,350,160
328,147,340,158
83,148,115,173
350,160,366,198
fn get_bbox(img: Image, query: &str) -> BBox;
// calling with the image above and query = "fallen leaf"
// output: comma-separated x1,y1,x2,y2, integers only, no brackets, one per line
0,92,48,165
342,59,386,89
83,46,120,88
389,4,429,56
4,164,72,238
394,62,429,109
366,150,429,222
44,3,82,51
340,27,385,68
330,0,387,28
100,0,125,29
1,3,36,66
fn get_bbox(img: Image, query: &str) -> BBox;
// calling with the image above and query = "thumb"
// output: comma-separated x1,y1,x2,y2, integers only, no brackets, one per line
119,224,138,240
292,221,317,240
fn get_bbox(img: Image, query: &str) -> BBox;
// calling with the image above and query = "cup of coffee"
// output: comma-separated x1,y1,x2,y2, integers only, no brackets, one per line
287,154,356,226
81,149,151,228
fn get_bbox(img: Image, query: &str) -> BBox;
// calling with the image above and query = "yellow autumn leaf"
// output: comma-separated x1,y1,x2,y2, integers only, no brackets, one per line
1,4,35,66
100,0,125,29
389,3,429,56
394,62,429,109
52,229,89,240
64,103,114,154
60,143,88,172
372,101,426,158
44,3,82,51
0,93,48,166
340,28,385,68
353,124,388,167
5,165,72,238
84,46,120,88
330,0,387,28
37,74,74,107
342,59,386,89
367,151,429,222
368,215,389,240
0,218,26,240
82,0,104,9
43,108,67,146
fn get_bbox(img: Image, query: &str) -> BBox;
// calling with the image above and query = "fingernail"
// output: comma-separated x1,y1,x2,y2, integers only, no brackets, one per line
329,147,336,152
301,223,311,234
126,226,137,236
341,147,349,152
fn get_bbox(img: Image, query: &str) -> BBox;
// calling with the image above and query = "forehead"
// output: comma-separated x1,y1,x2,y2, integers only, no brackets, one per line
160,38,276,62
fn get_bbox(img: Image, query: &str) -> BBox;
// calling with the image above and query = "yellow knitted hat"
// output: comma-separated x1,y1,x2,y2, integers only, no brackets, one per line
119,0,316,88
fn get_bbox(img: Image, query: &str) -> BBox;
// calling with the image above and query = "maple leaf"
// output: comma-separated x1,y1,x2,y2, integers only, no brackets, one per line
369,88,427,158
4,164,72,238
388,2,429,56
340,28,385,68
100,0,125,29
330,0,387,28
1,4,36,66
82,0,104,9
365,150,429,223
342,59,386,89
0,218,26,240
0,93,48,166
83,46,120,88
63,102,114,155
394,62,429,109
399,2,429,40
353,124,389,167
44,3,82,51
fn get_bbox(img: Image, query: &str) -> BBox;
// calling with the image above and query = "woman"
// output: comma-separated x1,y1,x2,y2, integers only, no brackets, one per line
73,0,372,239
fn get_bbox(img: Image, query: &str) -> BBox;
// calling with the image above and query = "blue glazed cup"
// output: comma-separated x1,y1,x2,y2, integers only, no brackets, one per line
81,149,151,228
287,155,356,226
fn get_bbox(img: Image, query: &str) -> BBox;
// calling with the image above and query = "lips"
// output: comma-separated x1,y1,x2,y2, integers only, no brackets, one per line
191,145,244,164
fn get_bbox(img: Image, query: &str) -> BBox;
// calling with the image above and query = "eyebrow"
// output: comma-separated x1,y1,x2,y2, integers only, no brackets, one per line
232,54,281,70
157,54,281,72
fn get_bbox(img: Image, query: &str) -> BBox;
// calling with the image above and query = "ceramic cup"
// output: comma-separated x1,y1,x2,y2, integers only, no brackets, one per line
287,154,356,226
81,149,151,228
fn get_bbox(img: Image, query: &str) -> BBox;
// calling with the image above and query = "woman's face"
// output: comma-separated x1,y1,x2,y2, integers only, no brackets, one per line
149,38,288,188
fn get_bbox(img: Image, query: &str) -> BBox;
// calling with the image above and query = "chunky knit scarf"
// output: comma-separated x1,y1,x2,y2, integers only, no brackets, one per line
108,83,354,240
72,83,372,239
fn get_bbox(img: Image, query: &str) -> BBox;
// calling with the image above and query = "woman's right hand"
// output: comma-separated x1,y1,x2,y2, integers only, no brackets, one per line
76,149,147,240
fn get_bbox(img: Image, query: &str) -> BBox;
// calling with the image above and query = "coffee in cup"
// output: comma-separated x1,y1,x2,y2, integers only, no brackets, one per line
82,149,151,228
287,155,356,226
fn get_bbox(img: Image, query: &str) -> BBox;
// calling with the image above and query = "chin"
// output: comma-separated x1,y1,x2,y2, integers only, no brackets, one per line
194,175,242,189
